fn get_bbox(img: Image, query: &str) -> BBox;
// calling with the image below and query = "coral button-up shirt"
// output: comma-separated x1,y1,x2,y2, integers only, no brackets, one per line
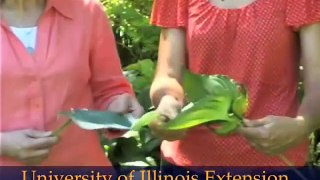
0,0,133,166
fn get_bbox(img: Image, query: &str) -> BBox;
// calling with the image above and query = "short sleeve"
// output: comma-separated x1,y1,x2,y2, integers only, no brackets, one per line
150,0,188,28
286,0,320,30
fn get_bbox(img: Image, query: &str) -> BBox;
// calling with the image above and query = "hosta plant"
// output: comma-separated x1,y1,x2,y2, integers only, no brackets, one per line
132,69,248,136
130,70,306,180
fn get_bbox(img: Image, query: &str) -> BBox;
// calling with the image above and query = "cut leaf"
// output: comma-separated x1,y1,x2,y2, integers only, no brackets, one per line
131,111,161,131
59,109,133,130
164,95,233,130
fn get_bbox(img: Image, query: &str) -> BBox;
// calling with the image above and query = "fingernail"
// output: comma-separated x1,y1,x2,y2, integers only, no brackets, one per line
52,136,59,143
131,111,140,118
132,113,139,118
45,131,53,136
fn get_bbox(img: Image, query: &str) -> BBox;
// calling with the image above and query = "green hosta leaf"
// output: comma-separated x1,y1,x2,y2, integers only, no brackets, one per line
203,75,232,97
183,70,237,102
207,116,242,135
232,87,248,119
164,95,233,130
131,111,161,131
59,110,134,130
182,70,208,102
212,75,239,98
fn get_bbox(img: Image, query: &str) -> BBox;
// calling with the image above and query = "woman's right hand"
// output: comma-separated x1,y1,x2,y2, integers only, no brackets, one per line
149,95,187,141
1,129,58,165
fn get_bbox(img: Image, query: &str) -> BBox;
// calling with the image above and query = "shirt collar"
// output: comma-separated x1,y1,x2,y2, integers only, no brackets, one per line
47,0,75,19
0,0,74,29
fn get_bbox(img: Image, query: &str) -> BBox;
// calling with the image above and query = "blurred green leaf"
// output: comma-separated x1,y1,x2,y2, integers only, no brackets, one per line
59,110,133,130
107,137,145,164
131,111,161,131
137,87,152,111
132,76,151,93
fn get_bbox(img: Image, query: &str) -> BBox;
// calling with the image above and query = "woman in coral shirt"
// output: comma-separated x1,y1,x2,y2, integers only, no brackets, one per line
149,0,320,166
0,0,143,166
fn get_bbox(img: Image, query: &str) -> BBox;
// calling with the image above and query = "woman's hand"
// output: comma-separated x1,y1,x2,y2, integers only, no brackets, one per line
239,116,311,155
1,129,58,165
103,93,144,138
149,95,187,141
107,93,144,117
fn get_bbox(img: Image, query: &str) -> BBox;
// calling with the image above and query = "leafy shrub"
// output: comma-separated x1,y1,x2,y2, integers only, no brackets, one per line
101,0,160,66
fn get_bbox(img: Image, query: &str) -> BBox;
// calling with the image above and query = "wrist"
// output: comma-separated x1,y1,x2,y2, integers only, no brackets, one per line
151,89,184,107
295,115,316,136
0,132,8,157
150,81,184,107
103,92,134,110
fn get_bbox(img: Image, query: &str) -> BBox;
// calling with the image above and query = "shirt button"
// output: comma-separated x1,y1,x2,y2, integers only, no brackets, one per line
31,98,42,108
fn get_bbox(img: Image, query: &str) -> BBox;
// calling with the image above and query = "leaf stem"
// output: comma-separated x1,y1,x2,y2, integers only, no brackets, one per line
53,119,73,137
278,154,307,180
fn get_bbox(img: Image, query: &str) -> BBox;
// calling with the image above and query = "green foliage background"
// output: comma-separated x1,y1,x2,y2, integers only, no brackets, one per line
99,0,320,167
99,0,160,167
101,0,159,66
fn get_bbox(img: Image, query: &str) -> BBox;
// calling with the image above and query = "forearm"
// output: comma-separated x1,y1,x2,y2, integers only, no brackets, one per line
0,132,8,157
150,28,187,106
297,23,320,133
0,132,3,156
298,81,320,133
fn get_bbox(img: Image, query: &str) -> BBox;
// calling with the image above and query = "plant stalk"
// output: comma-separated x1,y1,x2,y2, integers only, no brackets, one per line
53,119,73,137
278,154,307,180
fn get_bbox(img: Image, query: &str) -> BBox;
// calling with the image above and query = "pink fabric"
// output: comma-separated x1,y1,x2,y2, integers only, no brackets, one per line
0,0,133,166
151,0,320,166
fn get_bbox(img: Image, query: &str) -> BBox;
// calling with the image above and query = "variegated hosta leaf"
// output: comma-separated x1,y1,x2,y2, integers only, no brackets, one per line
59,110,135,130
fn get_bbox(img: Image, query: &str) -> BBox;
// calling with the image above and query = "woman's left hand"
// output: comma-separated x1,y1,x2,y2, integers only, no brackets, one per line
103,93,144,139
106,93,144,117
238,116,311,155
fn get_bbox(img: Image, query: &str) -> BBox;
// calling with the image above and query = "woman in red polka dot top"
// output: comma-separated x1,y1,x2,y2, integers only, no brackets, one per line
148,0,320,166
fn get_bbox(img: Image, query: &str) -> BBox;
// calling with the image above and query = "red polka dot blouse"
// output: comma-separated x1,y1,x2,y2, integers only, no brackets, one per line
150,0,320,166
